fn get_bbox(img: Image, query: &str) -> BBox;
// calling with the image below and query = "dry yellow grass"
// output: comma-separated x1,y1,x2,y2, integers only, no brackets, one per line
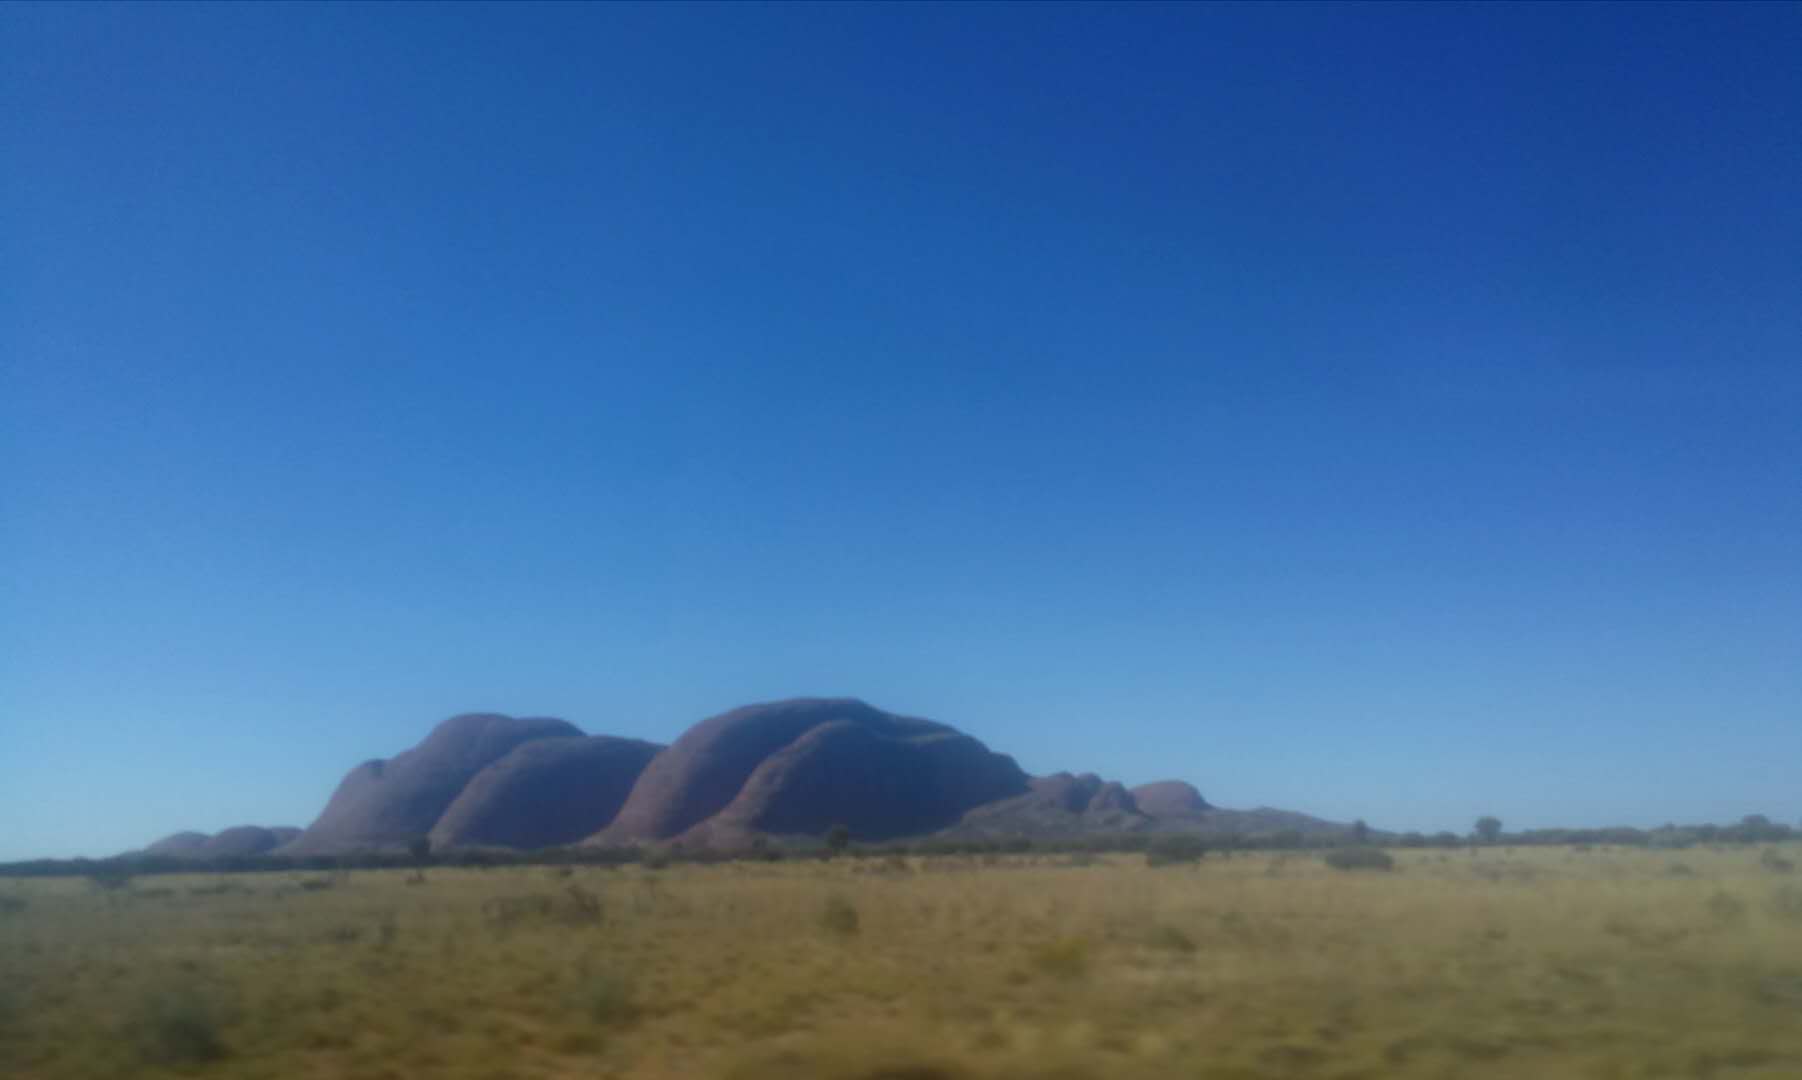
3,845,1802,1079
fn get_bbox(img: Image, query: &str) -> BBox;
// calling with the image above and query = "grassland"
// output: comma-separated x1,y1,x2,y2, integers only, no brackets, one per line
3,845,1802,1079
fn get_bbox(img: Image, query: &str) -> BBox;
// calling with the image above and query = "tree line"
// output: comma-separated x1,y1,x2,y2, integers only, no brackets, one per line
2,813,1795,880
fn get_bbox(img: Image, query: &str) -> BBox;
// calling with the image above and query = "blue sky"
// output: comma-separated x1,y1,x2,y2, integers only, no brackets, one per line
3,2,1799,860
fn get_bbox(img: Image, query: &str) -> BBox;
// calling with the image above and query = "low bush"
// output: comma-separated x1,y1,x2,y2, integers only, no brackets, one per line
1323,848,1396,872
88,867,134,893
185,881,249,898
577,971,639,1026
1145,834,1208,868
1145,925,1198,954
820,894,860,936
132,987,228,1066
483,893,557,928
321,923,363,945
564,883,604,924
1708,891,1748,924
482,886,604,930
1030,937,1091,979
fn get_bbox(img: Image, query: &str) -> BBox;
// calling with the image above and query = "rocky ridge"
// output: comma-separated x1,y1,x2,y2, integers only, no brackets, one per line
140,698,1356,856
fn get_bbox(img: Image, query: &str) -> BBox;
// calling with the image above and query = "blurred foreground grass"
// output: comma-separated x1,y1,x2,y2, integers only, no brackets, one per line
3,845,1802,1078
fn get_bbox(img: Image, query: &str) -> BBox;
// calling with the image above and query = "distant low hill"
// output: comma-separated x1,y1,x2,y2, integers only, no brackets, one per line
943,772,1148,839
142,825,301,858
140,698,1358,857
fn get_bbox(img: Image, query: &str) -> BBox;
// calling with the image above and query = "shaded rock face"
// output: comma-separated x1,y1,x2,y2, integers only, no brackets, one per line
594,699,1029,845
429,735,664,851
1131,780,1211,818
284,713,580,854
1030,773,1139,815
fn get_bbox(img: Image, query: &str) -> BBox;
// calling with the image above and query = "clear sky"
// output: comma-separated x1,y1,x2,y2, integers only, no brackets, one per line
4,2,1799,861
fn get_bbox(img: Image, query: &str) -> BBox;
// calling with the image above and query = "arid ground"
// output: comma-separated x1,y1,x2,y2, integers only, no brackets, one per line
4,845,1801,1079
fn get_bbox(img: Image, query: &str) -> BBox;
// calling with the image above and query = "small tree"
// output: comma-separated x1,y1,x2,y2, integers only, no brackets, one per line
1739,815,1786,843
1475,816,1503,844
824,824,851,857
406,836,432,864
1351,820,1370,845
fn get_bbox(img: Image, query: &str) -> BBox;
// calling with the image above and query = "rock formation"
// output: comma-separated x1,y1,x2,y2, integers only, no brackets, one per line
429,735,663,850
1130,780,1211,818
143,831,211,856
140,826,301,858
947,772,1152,838
202,825,300,857
591,698,1029,846
282,713,580,854
133,699,1360,857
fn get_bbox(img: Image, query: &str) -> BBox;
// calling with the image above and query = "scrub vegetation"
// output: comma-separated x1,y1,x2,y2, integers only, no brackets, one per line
4,844,1802,1079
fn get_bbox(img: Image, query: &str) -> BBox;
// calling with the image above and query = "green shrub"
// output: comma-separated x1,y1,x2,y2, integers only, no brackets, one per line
1323,847,1395,872
563,883,604,924
480,887,603,930
577,971,639,1026
1707,891,1748,924
482,893,557,929
185,881,249,898
0,895,25,916
820,894,860,936
132,988,227,1065
321,923,363,945
1145,925,1198,954
1030,937,1091,979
